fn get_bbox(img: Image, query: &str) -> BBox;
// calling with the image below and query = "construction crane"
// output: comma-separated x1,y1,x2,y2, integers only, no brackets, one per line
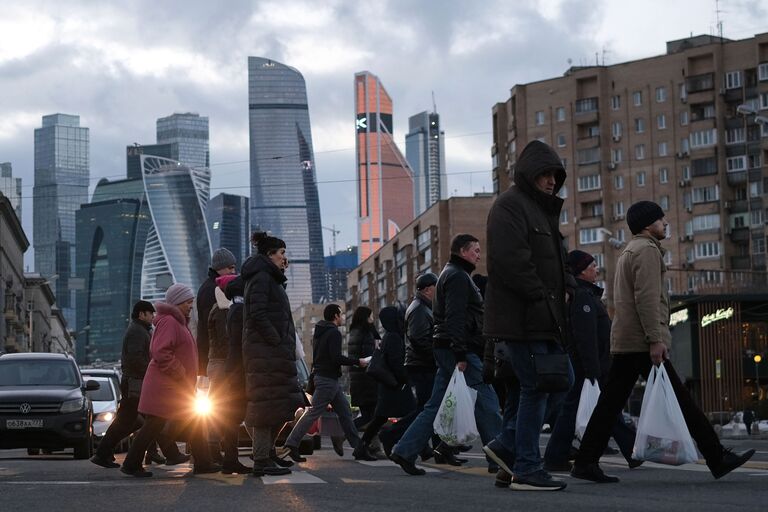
322,225,341,256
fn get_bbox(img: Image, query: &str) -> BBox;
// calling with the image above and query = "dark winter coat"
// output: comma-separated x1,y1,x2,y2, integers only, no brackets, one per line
223,277,246,423
241,254,302,428
120,319,153,379
195,268,219,374
207,303,229,361
348,325,379,407
568,278,611,380
313,320,359,379
484,140,570,343
405,292,435,369
374,307,416,419
433,254,485,362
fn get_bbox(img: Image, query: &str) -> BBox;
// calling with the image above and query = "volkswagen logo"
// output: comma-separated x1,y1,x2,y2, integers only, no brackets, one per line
19,403,32,414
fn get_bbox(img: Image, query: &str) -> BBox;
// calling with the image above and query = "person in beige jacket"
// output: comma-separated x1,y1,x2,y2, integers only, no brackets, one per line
571,201,754,484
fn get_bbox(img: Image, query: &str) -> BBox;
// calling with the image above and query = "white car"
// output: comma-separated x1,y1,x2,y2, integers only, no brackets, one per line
85,376,118,441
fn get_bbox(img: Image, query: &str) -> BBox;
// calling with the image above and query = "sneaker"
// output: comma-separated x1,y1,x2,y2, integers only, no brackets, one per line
482,439,516,475
495,468,512,488
192,463,222,475
144,451,166,465
222,462,252,475
710,448,756,480
120,465,153,478
488,461,500,473
252,460,291,477
570,463,619,483
331,436,345,457
275,445,307,463
353,443,377,461
543,460,573,472
389,452,426,476
90,454,120,469
510,470,566,491
164,454,191,465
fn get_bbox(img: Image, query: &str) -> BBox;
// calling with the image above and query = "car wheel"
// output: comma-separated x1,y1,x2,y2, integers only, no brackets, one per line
27,448,40,456
74,433,93,460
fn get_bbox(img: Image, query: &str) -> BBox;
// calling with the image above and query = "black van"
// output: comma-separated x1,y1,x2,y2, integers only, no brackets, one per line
0,352,100,459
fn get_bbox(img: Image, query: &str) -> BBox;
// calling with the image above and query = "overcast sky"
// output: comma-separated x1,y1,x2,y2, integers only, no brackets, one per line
0,0,764,269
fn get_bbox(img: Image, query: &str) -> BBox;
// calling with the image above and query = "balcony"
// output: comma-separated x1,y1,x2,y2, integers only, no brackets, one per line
668,268,768,296
731,256,751,270
730,227,750,243
726,171,747,186
754,253,767,270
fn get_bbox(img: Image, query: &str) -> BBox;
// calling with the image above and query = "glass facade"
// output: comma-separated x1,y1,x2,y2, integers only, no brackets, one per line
208,193,250,269
33,114,89,328
248,57,325,306
156,113,210,204
406,111,446,215
0,162,22,220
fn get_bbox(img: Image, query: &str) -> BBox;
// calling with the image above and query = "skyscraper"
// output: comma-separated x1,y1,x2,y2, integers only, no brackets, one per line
406,111,446,215
0,162,22,220
248,56,325,306
156,113,210,204
354,71,415,262
208,193,250,269
33,113,89,327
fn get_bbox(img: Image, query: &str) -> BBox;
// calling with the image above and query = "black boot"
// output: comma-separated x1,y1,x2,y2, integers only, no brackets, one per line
144,451,166,465
710,448,755,479
252,459,291,477
353,443,377,461
270,448,294,468
433,444,463,466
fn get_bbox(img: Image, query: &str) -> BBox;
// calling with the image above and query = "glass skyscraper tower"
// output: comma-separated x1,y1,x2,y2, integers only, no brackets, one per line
248,57,325,306
156,113,211,204
33,114,89,327
406,111,446,215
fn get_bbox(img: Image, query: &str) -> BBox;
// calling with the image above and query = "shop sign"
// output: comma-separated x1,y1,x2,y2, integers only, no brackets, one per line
701,307,734,328
669,309,689,327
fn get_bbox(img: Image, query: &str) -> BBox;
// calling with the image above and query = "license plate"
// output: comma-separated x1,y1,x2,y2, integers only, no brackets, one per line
6,419,43,429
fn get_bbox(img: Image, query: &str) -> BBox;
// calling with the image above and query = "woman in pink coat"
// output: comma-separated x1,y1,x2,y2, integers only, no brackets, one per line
121,284,218,477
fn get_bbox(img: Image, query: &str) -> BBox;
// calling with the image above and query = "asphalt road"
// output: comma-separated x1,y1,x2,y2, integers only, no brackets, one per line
1,436,767,512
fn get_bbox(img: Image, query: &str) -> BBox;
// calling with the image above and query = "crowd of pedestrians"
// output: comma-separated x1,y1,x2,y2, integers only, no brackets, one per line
89,138,755,490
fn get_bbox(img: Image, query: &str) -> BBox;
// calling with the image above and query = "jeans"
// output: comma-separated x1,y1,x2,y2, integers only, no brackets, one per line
285,375,360,449
384,368,441,449
392,349,501,463
544,358,636,464
576,355,723,468
496,340,572,476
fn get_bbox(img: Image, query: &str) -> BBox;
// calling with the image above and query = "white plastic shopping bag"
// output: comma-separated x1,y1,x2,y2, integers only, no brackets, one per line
632,364,699,465
433,368,479,446
575,379,600,439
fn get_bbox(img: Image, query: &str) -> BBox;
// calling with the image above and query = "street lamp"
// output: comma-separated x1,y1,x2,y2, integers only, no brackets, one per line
755,354,762,401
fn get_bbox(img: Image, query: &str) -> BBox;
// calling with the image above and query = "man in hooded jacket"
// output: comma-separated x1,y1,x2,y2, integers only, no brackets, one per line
482,140,573,491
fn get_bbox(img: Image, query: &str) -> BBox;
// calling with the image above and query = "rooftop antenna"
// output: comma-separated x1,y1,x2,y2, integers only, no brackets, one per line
431,91,437,113
715,0,724,38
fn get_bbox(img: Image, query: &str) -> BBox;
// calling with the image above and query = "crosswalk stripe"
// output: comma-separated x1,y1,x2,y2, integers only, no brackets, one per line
355,459,442,473
260,471,326,484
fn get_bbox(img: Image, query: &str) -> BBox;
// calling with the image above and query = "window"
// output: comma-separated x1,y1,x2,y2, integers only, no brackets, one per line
679,83,687,102
635,144,646,160
690,129,717,148
659,167,669,183
695,242,721,259
611,121,622,139
635,118,645,133
535,111,545,125
658,141,668,157
749,208,763,226
686,73,714,93
656,86,667,102
725,127,746,145
556,107,566,122
560,209,568,225
680,137,690,154
724,70,742,89
577,174,601,191
611,95,621,110
664,251,673,266
636,171,646,187
692,185,719,203
683,191,692,209
660,195,669,210
633,91,643,106
577,147,600,165
617,229,626,242
586,201,603,217
726,156,747,172
754,238,766,255
579,228,600,245
760,63,768,81
657,114,667,130
692,157,717,176
614,201,625,218
693,214,721,232
593,253,605,269
558,184,568,199
575,97,599,114
760,92,768,110
614,175,624,190
750,181,763,198
680,111,689,125
557,133,567,147
611,148,623,163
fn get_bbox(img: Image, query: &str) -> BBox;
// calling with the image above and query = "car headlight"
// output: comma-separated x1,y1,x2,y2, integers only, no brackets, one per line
95,411,115,423
60,398,86,413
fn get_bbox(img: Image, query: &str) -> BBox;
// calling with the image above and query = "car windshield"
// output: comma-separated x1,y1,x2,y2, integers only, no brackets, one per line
0,360,79,387
85,380,114,401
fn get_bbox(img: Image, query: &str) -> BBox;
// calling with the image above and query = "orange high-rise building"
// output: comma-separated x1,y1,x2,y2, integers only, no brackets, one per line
355,71,415,262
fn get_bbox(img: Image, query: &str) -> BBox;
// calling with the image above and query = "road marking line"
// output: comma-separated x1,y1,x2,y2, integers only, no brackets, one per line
1,481,93,485
355,460,441,473
261,471,326,484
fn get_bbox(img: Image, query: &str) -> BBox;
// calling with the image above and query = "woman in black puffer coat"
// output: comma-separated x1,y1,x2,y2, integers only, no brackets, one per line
241,232,302,477
348,306,380,429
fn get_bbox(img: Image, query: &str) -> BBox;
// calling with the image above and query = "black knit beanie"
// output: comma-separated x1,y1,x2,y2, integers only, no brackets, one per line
251,231,286,255
567,250,595,276
626,201,665,235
